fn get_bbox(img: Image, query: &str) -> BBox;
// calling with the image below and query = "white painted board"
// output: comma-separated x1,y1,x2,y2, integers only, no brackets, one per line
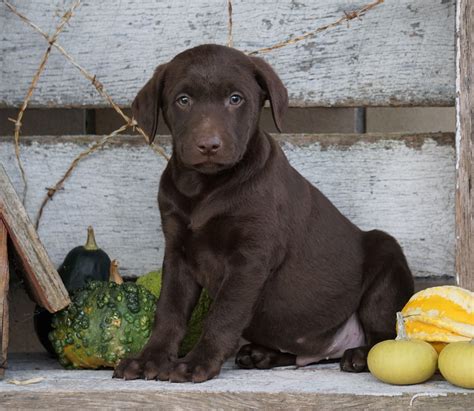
0,134,454,279
0,0,455,107
1,353,471,409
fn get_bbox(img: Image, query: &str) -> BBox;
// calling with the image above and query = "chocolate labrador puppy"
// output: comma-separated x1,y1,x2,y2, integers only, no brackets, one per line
114,44,414,383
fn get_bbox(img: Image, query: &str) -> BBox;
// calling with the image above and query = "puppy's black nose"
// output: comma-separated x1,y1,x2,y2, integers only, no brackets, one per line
196,136,222,155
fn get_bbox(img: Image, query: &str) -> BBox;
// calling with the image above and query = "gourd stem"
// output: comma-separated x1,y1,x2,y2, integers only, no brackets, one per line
396,312,408,340
84,226,99,251
109,259,124,284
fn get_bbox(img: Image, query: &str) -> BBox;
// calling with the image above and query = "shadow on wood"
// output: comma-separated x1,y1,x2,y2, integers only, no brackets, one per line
0,221,9,379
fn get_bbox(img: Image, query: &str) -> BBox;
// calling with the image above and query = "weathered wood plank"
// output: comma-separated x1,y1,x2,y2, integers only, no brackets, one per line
1,354,472,409
455,0,474,291
2,390,473,410
0,0,455,107
0,165,70,312
0,221,9,379
0,133,455,279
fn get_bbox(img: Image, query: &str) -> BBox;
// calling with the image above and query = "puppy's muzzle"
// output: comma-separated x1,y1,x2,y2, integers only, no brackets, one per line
196,135,222,156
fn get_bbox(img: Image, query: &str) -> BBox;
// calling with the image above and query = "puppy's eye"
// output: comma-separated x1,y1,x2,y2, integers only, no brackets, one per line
177,95,191,107
229,94,243,105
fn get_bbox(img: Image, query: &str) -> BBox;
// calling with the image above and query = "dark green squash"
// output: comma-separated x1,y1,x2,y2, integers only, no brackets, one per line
49,260,157,369
33,306,56,356
34,226,111,356
58,226,111,291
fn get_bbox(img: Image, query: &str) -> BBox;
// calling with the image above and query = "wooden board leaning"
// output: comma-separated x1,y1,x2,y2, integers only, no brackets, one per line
0,165,69,313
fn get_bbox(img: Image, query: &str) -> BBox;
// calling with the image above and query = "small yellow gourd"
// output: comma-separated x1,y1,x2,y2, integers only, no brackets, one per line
438,340,474,389
368,313,438,385
400,286,473,353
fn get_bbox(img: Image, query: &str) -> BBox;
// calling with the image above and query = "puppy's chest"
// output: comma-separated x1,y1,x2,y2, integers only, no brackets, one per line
179,216,240,294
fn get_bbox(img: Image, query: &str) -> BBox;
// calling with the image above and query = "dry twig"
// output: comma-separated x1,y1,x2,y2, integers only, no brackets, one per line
4,0,170,228
3,0,169,161
227,0,233,48
34,123,130,229
248,0,384,55
7,0,81,204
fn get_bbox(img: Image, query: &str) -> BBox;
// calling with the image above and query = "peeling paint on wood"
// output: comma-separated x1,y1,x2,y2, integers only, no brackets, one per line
0,0,455,107
7,133,455,148
0,133,455,279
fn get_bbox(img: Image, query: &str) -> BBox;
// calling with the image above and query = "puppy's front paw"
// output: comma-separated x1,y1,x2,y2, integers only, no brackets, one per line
169,355,221,383
340,346,370,373
113,350,174,381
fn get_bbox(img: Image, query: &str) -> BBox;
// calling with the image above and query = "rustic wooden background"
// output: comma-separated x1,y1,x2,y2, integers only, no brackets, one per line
0,0,455,107
0,0,457,282
0,134,455,278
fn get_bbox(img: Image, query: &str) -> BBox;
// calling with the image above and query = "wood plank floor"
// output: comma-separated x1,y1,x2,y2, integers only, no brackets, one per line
0,353,471,409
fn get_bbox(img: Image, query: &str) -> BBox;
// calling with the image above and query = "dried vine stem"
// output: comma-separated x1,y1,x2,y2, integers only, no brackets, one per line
248,0,384,55
34,123,130,229
227,0,233,48
7,0,81,204
4,0,169,228
3,0,169,162
34,120,169,229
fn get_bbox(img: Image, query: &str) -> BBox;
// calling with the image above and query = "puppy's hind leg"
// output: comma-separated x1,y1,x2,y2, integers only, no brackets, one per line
236,343,296,369
340,229,414,372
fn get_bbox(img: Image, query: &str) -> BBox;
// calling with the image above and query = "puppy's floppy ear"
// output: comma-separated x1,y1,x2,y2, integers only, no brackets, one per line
251,56,288,132
132,64,167,144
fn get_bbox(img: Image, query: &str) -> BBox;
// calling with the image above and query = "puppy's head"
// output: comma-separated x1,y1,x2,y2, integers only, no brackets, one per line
132,44,288,174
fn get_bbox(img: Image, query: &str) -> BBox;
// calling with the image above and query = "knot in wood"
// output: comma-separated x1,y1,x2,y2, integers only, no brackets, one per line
91,76,103,91
46,187,57,198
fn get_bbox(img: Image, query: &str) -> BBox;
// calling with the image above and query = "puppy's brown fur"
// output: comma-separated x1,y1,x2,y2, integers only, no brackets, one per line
114,45,414,383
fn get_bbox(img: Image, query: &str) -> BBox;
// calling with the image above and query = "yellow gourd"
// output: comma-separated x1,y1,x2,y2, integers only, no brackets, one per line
368,313,438,385
438,340,474,389
400,286,474,353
